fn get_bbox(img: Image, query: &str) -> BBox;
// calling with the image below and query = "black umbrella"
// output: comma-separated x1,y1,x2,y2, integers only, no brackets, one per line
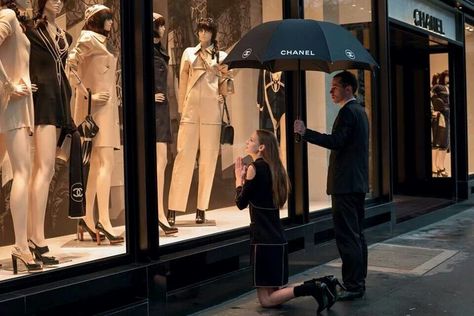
223,19,379,139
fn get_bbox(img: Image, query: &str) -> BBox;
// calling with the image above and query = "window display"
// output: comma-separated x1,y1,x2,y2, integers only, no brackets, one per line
0,0,126,281
304,0,376,212
153,0,286,244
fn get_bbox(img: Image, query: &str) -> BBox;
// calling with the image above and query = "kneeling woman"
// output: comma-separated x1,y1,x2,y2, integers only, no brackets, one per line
235,130,333,313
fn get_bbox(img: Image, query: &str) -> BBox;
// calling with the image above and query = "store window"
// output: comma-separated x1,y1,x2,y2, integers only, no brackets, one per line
466,22,474,175
0,0,126,281
303,0,377,211
152,0,285,245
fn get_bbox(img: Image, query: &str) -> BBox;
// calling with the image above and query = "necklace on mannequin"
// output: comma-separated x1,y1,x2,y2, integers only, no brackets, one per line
37,23,69,86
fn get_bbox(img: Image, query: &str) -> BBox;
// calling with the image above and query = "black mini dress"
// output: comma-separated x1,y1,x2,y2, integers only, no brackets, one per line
27,25,73,129
235,158,288,287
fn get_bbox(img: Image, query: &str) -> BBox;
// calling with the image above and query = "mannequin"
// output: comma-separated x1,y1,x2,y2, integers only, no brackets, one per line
167,17,229,225
153,13,177,235
257,70,286,169
67,4,123,244
26,0,72,265
431,70,450,177
0,0,41,273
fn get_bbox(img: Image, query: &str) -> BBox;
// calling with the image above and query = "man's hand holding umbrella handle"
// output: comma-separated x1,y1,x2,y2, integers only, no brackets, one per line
92,92,110,106
155,93,166,103
294,119,306,139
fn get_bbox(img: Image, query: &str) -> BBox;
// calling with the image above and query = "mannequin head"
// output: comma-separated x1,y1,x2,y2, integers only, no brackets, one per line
34,0,62,28
153,12,165,39
197,17,217,45
84,5,113,37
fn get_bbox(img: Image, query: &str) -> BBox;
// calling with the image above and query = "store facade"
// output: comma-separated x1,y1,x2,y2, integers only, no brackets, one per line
0,0,473,314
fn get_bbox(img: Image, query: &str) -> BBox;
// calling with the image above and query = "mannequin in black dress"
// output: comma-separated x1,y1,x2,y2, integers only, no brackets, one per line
153,13,177,235
431,70,450,177
26,0,72,265
235,130,333,313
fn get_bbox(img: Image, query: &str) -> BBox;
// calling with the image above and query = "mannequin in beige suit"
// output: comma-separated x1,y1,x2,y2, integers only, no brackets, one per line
0,0,41,273
67,4,122,245
167,18,229,225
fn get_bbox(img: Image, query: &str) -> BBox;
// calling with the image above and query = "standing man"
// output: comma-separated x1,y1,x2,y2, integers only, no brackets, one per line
294,71,368,300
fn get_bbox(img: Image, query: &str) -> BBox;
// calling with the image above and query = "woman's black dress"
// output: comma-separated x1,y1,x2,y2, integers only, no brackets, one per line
27,25,73,128
154,42,172,143
431,85,450,150
235,158,288,287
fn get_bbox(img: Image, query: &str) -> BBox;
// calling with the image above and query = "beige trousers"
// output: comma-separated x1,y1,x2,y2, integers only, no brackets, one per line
168,121,221,212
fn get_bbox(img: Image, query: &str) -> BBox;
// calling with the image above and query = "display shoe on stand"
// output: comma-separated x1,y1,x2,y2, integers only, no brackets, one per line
11,246,42,274
437,168,448,177
195,209,205,224
28,240,59,265
77,219,105,242
95,222,124,245
159,220,178,235
167,210,176,226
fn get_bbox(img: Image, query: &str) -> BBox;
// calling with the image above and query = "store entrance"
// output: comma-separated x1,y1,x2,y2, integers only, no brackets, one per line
389,25,454,198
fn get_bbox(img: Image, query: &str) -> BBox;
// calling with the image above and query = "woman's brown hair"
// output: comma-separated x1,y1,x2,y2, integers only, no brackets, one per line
256,130,290,208
84,8,113,37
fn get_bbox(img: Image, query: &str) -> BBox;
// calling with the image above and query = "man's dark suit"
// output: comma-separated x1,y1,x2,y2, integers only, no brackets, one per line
303,99,369,292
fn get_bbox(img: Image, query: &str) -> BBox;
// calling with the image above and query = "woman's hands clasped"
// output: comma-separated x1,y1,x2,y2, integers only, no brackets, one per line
234,156,247,187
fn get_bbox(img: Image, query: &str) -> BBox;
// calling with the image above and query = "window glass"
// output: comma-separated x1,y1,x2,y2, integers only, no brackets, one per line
0,0,126,281
152,0,286,245
466,22,474,175
303,0,377,212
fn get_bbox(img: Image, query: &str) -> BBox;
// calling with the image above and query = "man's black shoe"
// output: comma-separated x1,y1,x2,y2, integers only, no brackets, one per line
337,289,364,301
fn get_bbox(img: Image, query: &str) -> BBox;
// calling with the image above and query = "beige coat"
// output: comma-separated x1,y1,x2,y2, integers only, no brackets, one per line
178,44,228,124
0,8,34,134
67,30,120,149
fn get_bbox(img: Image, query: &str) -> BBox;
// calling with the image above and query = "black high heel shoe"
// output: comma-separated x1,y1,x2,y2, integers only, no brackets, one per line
159,220,178,235
314,275,342,308
167,210,176,226
195,209,205,224
28,240,59,265
77,219,105,242
304,279,329,314
11,247,42,274
95,222,124,245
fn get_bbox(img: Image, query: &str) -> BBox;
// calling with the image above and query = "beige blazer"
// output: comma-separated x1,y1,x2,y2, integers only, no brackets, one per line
68,30,120,149
0,8,34,134
178,44,228,124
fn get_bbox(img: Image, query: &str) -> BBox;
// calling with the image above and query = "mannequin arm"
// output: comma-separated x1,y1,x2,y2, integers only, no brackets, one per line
0,9,14,84
177,49,190,114
66,32,94,92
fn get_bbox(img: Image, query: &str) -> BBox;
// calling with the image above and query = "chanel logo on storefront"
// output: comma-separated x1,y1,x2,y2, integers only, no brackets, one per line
413,9,445,35
71,183,84,202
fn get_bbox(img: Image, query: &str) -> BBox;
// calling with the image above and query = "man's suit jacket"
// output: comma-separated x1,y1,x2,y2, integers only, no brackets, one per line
303,100,369,195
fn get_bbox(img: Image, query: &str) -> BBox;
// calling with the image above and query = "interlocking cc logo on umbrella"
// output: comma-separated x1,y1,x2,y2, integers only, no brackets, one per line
242,48,252,59
345,49,356,59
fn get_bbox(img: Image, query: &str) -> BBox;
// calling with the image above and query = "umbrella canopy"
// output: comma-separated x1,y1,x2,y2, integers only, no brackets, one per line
223,19,378,73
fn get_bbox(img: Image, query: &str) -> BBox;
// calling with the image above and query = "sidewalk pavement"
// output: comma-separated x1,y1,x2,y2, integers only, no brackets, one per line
194,203,474,316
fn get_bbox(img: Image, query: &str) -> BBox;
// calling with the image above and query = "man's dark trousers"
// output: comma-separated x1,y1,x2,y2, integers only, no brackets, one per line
332,193,367,292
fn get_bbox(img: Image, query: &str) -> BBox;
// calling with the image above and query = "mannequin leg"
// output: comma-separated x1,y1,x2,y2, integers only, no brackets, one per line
84,149,100,230
29,125,57,247
0,134,5,169
168,123,199,212
94,147,115,233
197,123,221,212
437,149,448,176
432,149,438,175
156,142,171,225
5,128,31,251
